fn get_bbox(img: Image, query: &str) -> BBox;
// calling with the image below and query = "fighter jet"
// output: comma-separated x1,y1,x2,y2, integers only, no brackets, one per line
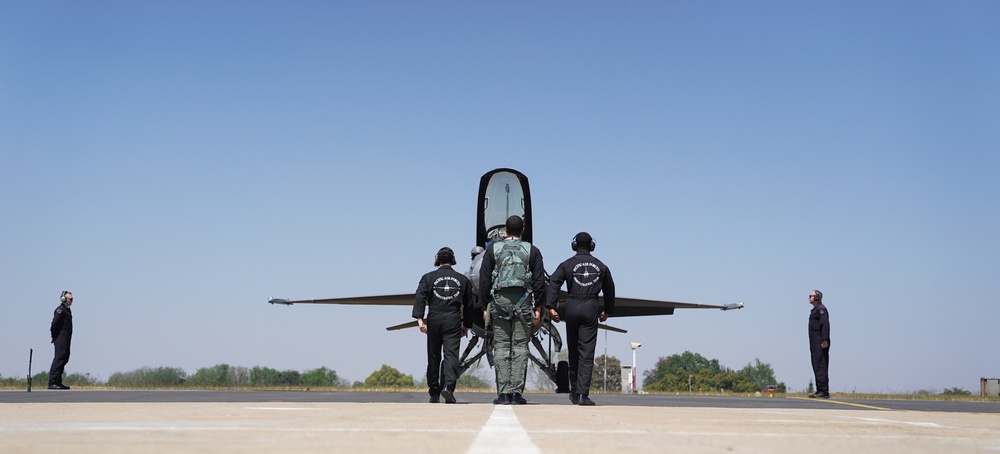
269,168,743,391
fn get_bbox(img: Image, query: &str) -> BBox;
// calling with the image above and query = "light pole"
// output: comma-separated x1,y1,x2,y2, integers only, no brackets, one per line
603,329,608,393
630,342,641,394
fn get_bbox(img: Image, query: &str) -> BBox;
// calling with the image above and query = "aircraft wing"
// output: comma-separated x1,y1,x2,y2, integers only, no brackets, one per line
598,323,628,333
555,291,743,317
386,320,419,331
609,296,743,317
268,294,415,306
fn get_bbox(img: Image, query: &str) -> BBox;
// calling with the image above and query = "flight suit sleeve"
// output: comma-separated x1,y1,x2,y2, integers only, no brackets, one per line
819,307,830,344
50,306,66,339
601,266,616,316
412,274,430,319
461,276,475,329
529,246,546,309
478,247,495,309
545,261,567,310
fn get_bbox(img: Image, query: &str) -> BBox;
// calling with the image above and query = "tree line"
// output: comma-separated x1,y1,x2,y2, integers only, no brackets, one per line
642,351,787,394
0,363,495,390
0,352,784,393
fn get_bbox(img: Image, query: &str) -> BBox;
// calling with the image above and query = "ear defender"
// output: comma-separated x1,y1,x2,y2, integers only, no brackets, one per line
435,247,457,266
572,233,596,251
60,291,68,303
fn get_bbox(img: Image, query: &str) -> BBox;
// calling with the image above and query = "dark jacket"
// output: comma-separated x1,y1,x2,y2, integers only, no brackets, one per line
545,251,616,315
809,303,830,344
50,303,73,340
413,266,475,329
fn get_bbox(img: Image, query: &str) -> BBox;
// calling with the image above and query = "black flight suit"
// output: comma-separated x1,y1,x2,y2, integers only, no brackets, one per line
49,303,73,386
413,265,474,399
808,302,831,394
546,251,615,399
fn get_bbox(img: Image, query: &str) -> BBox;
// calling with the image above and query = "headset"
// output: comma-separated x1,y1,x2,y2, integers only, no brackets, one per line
60,290,71,303
571,232,596,252
434,247,457,266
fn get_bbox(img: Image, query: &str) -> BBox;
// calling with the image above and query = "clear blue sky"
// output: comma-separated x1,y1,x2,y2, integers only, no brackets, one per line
2,1,998,393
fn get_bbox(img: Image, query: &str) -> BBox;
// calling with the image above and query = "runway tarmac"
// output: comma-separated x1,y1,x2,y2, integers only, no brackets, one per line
3,390,999,453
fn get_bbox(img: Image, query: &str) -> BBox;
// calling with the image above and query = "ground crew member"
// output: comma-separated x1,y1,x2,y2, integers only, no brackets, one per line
48,290,74,390
546,232,615,406
807,290,831,398
413,247,474,403
479,215,545,405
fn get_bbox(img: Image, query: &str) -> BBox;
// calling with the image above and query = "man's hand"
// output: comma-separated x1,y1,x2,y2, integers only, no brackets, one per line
548,308,560,323
418,319,427,334
821,340,829,349
462,327,468,338
532,309,542,330
599,311,608,323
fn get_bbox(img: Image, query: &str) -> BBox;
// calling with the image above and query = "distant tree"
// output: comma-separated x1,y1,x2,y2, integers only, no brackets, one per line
188,364,249,387
415,363,493,390
735,359,786,393
739,359,776,391
229,366,250,385
942,387,972,396
31,371,50,385
642,352,785,394
458,373,492,389
250,366,280,386
301,367,340,387
248,366,300,386
277,370,301,386
364,364,413,388
458,363,494,390
591,355,622,393
63,372,102,387
643,351,722,392
108,366,186,387
189,364,231,387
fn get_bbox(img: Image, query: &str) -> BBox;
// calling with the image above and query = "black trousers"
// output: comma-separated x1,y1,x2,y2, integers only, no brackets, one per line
809,337,829,393
426,311,462,397
49,335,72,385
565,300,599,396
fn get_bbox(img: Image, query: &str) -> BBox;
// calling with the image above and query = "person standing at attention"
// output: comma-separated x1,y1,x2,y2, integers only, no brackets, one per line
49,290,74,390
808,290,831,398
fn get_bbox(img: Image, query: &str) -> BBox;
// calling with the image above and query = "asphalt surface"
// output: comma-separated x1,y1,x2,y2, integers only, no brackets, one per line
3,390,999,453
3,389,999,413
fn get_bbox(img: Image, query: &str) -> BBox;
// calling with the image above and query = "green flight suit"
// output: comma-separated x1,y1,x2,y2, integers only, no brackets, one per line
491,288,535,395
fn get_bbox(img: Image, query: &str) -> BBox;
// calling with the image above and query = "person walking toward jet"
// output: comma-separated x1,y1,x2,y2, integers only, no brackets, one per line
413,247,474,403
807,290,831,398
546,232,615,406
479,215,545,405
48,290,74,390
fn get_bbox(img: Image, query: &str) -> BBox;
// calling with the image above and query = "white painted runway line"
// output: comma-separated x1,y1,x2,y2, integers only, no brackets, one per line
467,405,540,454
